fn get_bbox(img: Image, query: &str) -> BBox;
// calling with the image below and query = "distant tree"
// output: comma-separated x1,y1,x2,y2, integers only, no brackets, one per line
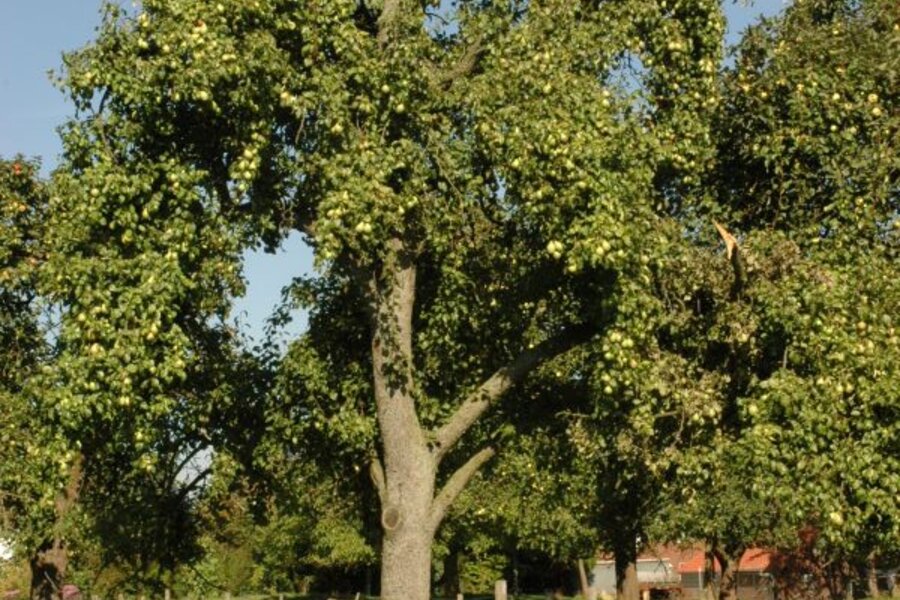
717,0,898,240
646,233,812,600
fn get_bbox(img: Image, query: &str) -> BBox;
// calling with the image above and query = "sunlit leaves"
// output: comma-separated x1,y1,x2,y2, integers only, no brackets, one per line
716,0,899,243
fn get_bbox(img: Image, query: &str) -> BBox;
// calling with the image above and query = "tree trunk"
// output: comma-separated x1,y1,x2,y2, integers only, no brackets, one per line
30,541,67,600
442,550,461,597
715,549,742,600
578,558,592,599
380,513,435,600
30,456,82,600
375,399,436,600
368,248,434,600
368,242,585,600
375,376,437,600
370,248,444,600
704,549,718,600
718,558,737,600
868,555,880,599
615,542,639,600
825,561,852,600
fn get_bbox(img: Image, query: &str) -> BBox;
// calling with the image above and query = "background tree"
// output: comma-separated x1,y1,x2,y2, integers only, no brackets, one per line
651,2,900,599
714,0,899,589
716,0,898,239
0,156,83,600
647,233,812,600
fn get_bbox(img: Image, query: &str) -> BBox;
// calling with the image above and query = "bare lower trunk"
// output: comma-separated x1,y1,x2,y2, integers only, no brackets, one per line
704,550,718,600
716,551,741,600
616,545,639,600
30,542,67,600
868,555,880,599
381,515,435,600
375,393,438,600
578,558,592,599
441,549,461,597
375,388,437,600
31,457,82,600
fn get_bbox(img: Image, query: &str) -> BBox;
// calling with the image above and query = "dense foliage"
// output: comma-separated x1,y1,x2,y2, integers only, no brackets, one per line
0,157,61,557
0,0,897,599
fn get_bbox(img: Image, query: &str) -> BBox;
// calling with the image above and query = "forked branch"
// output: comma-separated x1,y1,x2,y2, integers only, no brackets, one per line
431,324,593,461
430,446,496,530
427,37,484,89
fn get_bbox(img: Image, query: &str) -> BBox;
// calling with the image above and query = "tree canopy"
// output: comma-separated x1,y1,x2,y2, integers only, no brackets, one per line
0,0,898,599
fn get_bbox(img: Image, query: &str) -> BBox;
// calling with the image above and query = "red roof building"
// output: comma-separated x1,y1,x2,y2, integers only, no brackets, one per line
649,544,774,574
592,545,776,600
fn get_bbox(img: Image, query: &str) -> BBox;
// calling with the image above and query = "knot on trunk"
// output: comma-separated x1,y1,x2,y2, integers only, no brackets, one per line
381,505,402,531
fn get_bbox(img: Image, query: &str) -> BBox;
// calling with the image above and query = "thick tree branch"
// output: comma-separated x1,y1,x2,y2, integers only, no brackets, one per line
431,324,593,461
427,37,484,89
370,456,386,505
430,446,495,530
714,221,746,298
377,0,401,45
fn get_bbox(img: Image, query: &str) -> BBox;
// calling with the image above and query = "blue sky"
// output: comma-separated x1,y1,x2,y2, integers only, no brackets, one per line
0,0,786,342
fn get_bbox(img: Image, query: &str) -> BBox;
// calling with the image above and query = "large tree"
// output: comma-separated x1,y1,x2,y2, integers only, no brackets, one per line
48,0,724,597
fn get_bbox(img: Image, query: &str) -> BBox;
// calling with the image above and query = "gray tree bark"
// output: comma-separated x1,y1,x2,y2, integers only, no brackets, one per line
30,456,82,600
367,241,590,600
369,245,433,600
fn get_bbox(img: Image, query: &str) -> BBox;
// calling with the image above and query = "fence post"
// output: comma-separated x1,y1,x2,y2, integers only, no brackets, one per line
165,589,171,600
457,594,464,600
117,594,124,600
494,579,508,600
